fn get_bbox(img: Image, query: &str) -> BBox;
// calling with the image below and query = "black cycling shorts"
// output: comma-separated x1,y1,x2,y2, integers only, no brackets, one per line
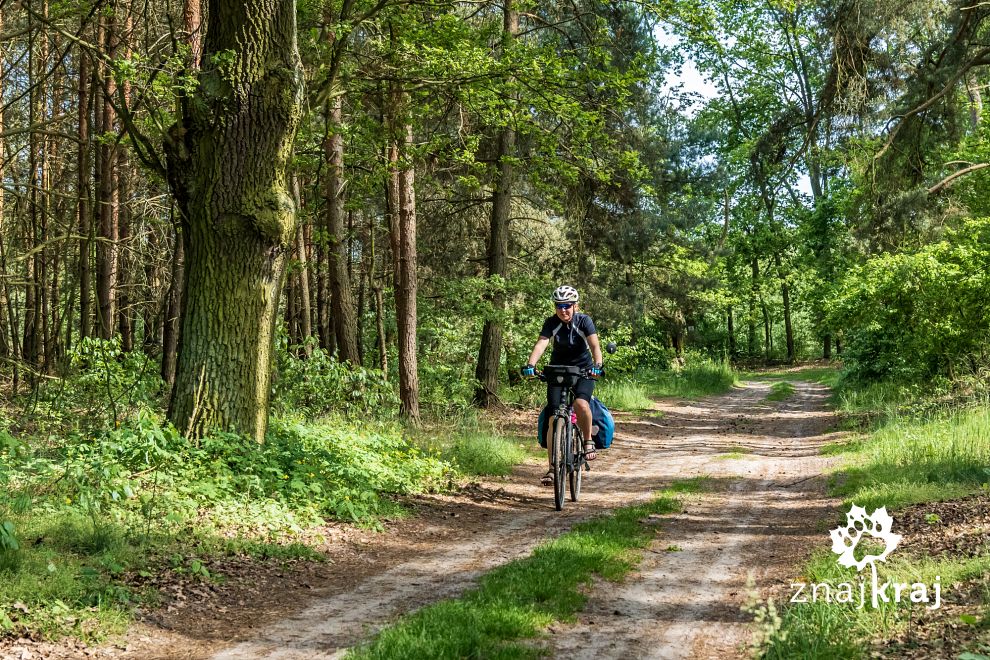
547,377,595,409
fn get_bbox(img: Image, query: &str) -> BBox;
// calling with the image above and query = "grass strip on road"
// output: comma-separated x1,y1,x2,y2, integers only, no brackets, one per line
348,489,688,659
766,382,796,402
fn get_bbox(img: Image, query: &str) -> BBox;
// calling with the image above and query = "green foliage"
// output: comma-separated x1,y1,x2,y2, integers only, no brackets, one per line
349,493,682,659
827,218,990,384
26,338,164,432
0,412,457,640
274,342,399,419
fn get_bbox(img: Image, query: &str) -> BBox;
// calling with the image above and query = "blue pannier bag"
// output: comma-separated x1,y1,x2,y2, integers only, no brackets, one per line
536,397,615,449
590,396,615,449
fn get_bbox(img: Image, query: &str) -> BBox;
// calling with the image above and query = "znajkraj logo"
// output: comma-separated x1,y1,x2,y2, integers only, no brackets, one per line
790,504,941,610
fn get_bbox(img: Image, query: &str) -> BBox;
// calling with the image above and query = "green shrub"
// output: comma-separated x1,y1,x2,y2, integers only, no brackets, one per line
827,217,990,384
26,337,164,432
273,342,399,419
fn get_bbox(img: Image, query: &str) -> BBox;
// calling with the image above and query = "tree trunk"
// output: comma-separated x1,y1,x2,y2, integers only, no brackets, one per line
369,212,387,376
117,153,134,352
165,0,305,442
374,284,387,375
727,306,736,359
774,252,795,361
762,300,771,360
117,11,135,352
324,96,360,364
161,0,201,383
77,50,93,342
823,333,832,360
295,221,313,353
161,225,183,387
747,258,758,357
388,119,420,423
0,16,9,360
95,13,119,341
474,0,517,407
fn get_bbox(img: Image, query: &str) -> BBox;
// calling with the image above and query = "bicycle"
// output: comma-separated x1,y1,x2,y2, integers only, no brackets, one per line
538,364,594,511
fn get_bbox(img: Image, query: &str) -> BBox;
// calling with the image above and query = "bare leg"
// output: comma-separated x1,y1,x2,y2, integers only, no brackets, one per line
574,398,595,458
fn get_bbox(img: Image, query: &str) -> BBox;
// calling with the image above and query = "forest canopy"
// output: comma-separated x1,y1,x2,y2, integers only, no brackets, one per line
0,0,987,434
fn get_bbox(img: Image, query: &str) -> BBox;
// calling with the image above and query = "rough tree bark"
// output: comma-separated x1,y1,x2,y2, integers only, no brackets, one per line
324,95,359,363
95,13,119,341
387,112,420,423
162,0,200,388
474,0,518,408
164,0,305,442
77,49,93,343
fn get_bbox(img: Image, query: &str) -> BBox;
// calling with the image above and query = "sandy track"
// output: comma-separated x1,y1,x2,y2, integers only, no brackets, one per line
209,380,843,660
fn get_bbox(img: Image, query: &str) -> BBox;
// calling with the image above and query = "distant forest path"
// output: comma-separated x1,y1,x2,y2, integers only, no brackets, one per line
117,380,844,660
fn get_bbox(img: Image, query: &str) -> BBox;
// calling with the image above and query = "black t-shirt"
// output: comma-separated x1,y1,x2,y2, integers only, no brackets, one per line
539,313,597,368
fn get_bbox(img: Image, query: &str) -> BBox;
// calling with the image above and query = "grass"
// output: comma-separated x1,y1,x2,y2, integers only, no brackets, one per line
641,357,737,400
768,381,990,658
766,382,796,402
739,364,840,387
765,549,990,659
348,486,692,659
827,406,990,511
595,379,656,411
442,431,530,476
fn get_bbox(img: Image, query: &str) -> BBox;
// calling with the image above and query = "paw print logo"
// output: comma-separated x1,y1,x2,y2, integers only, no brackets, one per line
829,504,902,571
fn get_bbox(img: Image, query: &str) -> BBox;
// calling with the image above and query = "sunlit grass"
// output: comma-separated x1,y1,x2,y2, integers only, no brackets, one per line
642,358,737,399
443,432,530,476
596,380,655,411
829,406,990,510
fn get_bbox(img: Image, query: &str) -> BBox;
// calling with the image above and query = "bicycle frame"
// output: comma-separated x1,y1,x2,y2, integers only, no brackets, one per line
540,364,588,510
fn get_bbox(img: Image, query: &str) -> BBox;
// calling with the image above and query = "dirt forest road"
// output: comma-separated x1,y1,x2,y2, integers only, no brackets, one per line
87,379,844,660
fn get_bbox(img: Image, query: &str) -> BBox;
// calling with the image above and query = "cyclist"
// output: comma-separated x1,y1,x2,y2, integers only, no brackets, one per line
521,285,604,487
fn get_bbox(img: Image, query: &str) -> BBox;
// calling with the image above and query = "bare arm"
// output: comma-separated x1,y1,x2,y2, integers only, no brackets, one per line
587,333,603,365
527,337,550,366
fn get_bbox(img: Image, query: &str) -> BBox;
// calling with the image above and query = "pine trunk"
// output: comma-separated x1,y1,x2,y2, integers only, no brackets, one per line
775,253,795,361
77,50,93,342
387,117,420,423
324,96,360,364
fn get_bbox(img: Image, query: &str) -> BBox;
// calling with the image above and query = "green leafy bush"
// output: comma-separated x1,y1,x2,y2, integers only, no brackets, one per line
273,342,399,419
27,337,164,432
827,218,990,384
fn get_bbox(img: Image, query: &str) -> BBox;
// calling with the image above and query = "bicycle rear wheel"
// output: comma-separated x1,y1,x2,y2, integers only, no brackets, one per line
569,426,583,502
552,416,567,511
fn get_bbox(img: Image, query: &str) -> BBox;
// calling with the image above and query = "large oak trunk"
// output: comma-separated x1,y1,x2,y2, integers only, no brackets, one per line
165,0,304,442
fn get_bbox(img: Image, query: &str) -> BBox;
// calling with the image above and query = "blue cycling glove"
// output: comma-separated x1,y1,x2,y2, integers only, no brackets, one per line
590,363,604,378
521,364,536,378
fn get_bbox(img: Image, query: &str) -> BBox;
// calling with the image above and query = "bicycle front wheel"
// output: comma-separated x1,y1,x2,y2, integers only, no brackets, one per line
552,416,567,511
569,426,583,502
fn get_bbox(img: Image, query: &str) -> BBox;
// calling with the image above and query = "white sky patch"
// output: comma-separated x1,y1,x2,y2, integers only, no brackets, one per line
654,26,719,111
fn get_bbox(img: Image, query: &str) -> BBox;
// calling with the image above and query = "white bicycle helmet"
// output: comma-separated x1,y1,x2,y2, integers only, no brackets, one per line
551,285,579,303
